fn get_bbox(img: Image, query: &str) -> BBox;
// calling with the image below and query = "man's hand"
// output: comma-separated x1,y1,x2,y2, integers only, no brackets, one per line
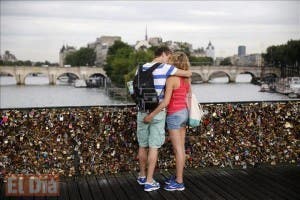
143,113,154,123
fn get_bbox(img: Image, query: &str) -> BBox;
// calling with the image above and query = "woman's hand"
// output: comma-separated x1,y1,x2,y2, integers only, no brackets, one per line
143,113,154,123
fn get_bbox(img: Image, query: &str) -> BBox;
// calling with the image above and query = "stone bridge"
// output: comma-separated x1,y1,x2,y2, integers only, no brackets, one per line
190,66,281,83
0,65,281,85
0,66,107,85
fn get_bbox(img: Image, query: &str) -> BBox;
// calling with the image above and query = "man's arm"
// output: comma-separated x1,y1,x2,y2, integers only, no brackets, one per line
173,69,192,77
143,77,175,123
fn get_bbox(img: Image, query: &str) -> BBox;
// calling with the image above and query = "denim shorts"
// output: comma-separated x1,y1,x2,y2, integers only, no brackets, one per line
166,108,188,130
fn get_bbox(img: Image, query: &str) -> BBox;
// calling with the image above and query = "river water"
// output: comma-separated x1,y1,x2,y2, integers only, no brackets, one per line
0,75,297,109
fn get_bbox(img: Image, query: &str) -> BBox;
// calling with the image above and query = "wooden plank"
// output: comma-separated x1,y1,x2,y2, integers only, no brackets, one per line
205,169,255,200
35,196,48,200
154,170,187,200
130,171,166,200
85,176,104,200
187,168,237,200
245,167,295,200
183,169,225,200
162,169,209,200
57,181,69,200
123,172,154,200
265,166,300,186
66,179,81,200
113,172,140,200
239,168,289,200
96,174,117,200
249,167,299,200
223,169,274,200
103,173,129,200
0,179,7,200
76,177,93,200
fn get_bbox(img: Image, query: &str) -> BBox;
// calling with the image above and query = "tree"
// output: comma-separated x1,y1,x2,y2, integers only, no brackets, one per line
263,39,300,67
65,47,96,66
104,41,134,86
124,49,154,84
104,40,155,87
189,56,213,66
220,57,232,66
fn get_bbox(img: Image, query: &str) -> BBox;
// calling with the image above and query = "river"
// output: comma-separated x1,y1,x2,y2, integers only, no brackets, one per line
0,75,297,109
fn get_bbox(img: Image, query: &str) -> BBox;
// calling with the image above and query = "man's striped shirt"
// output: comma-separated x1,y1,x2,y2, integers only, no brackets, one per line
141,62,178,101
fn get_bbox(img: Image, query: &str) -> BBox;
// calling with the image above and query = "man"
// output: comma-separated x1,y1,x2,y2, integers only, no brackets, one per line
136,46,192,192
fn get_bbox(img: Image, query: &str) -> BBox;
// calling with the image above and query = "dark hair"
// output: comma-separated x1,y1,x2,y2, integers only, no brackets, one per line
154,46,171,57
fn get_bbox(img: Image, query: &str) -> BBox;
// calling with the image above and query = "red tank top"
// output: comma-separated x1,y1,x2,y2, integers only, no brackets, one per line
167,77,190,114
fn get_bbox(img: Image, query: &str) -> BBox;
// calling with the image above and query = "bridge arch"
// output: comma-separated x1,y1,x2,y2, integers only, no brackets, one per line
23,72,50,85
263,73,278,78
0,71,16,85
208,71,230,83
262,73,278,83
191,72,203,83
88,73,106,78
56,72,81,80
236,71,256,82
56,73,80,84
0,71,15,77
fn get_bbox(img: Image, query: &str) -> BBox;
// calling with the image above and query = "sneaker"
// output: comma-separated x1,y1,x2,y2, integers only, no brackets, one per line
165,175,176,185
164,181,185,191
137,176,146,185
144,180,160,192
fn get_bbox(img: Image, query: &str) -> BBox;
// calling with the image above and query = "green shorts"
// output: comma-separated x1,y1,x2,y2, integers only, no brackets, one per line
137,111,166,148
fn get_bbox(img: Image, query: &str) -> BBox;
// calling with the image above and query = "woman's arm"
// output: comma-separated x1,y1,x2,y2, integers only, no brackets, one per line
143,77,175,123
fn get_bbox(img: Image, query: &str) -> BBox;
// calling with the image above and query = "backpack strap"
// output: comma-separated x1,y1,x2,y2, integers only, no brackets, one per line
147,62,162,73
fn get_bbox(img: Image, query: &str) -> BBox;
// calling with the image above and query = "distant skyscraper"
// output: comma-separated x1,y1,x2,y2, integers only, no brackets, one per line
238,45,246,56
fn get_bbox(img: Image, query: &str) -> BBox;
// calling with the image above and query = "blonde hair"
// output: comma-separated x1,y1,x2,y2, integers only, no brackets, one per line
168,51,190,71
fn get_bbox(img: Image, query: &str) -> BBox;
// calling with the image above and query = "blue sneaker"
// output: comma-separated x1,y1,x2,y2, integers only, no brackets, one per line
165,175,176,185
164,181,185,191
144,180,160,192
137,176,146,185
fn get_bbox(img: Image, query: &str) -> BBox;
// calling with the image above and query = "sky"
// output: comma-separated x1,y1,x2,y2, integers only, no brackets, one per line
1,1,299,62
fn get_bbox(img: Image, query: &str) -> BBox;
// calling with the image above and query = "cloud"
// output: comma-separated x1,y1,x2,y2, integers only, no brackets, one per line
1,1,299,62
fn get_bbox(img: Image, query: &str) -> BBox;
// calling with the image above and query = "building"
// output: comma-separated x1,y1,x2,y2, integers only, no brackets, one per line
215,57,225,66
191,47,206,57
88,36,121,66
135,40,151,50
163,41,193,52
237,53,262,67
148,37,163,46
229,53,263,67
205,41,215,60
1,50,17,62
238,45,246,56
59,45,76,67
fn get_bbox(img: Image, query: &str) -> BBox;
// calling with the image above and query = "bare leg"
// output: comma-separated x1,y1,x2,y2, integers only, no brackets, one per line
138,147,148,177
146,147,158,183
169,128,186,183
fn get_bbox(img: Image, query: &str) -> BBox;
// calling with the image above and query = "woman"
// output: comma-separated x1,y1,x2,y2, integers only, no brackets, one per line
143,51,190,191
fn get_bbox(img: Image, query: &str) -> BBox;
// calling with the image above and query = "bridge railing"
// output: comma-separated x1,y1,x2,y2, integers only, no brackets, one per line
0,100,299,177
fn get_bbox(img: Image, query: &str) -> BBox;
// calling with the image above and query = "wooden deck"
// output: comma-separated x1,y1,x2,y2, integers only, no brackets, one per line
1,165,299,200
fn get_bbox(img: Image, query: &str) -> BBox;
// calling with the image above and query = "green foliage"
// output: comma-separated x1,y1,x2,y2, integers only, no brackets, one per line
34,62,43,66
263,39,300,67
189,56,213,66
0,60,33,66
220,57,232,66
65,47,96,66
0,59,57,67
104,41,154,87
